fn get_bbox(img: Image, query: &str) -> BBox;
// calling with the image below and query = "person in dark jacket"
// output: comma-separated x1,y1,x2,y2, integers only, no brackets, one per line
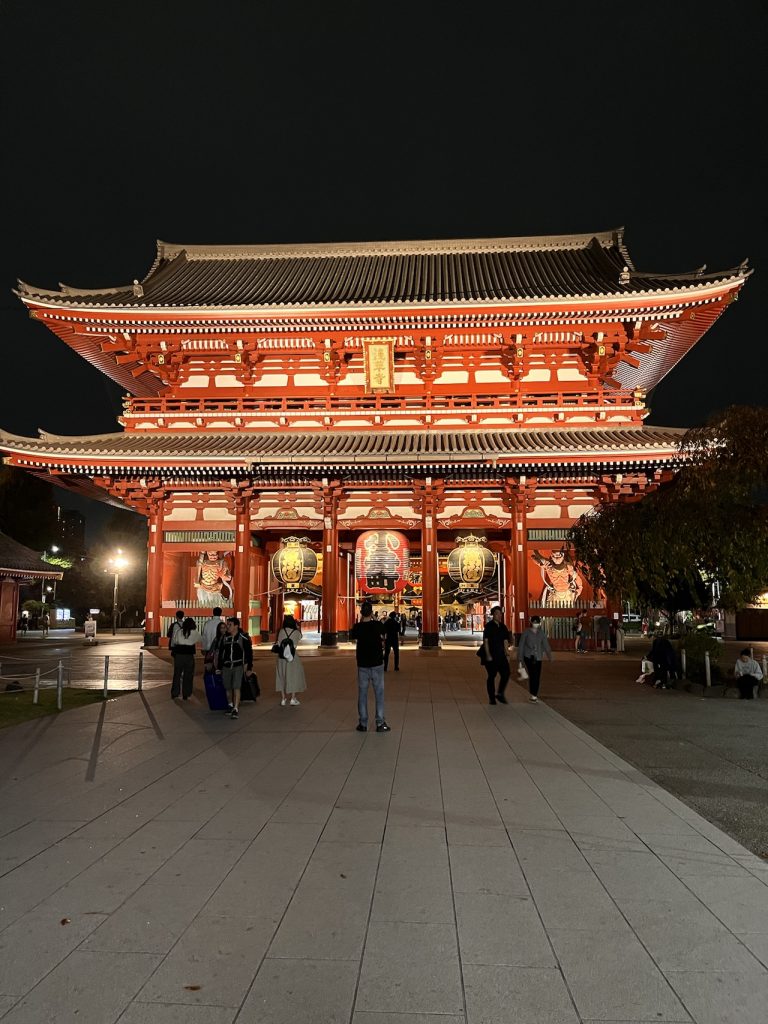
215,617,253,719
482,606,512,705
648,634,675,689
350,600,389,732
383,611,401,671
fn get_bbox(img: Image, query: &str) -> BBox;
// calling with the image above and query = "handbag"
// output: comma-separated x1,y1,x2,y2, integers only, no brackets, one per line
270,642,281,655
517,663,529,681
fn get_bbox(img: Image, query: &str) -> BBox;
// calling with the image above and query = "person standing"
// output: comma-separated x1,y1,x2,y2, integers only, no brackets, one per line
733,649,763,700
275,613,306,705
41,611,50,638
167,609,184,650
399,611,407,639
216,617,253,718
384,611,401,671
201,606,223,655
350,600,389,732
573,614,583,653
482,606,512,705
615,620,626,654
517,615,553,703
171,616,202,700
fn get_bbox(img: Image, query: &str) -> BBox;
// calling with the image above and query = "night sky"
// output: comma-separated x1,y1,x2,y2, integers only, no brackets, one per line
1,1,765,531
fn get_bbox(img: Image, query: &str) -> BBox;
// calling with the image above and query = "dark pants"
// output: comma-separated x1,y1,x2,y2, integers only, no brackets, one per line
486,656,510,700
737,674,759,700
171,653,195,698
384,639,400,670
524,656,543,697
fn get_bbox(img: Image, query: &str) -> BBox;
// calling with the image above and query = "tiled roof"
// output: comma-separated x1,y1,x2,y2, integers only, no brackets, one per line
0,532,64,577
16,231,748,309
0,426,684,467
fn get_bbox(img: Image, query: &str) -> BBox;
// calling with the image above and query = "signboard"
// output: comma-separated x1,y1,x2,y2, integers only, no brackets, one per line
84,620,97,640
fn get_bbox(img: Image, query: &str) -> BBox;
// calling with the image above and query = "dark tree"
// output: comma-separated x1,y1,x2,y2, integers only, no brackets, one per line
569,407,768,615
0,466,58,551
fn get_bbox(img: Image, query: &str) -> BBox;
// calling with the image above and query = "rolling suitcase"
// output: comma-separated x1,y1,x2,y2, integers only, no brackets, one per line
204,670,229,711
240,671,260,702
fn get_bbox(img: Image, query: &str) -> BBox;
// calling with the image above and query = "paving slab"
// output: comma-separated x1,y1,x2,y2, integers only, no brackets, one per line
0,642,766,1023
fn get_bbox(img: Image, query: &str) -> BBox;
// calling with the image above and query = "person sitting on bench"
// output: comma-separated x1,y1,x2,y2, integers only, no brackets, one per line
734,649,763,700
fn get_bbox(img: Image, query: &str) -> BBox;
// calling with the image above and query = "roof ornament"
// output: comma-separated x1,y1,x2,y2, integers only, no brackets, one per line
132,279,144,298
619,266,631,285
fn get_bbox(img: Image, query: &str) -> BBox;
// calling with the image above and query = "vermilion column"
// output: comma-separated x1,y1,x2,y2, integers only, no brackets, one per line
144,495,164,647
321,498,339,647
420,514,439,649
233,498,251,629
254,552,269,642
511,488,530,641
503,551,514,626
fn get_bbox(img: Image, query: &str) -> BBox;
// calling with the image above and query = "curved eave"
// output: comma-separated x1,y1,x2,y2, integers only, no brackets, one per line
18,276,747,315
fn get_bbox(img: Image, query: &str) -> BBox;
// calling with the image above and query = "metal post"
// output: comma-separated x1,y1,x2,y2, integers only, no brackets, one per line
103,655,110,699
112,571,119,636
704,650,711,689
681,649,687,678
137,651,144,691
56,661,63,710
33,667,40,704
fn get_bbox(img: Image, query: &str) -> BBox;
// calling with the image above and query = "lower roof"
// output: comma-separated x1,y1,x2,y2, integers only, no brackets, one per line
0,426,684,471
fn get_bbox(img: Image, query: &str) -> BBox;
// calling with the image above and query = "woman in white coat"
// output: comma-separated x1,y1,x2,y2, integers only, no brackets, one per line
275,614,306,705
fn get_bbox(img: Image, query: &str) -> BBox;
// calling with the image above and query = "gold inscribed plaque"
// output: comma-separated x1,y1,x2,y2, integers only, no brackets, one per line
363,338,396,394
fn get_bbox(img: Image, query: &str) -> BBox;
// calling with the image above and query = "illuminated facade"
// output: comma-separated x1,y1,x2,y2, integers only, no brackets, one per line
0,231,748,647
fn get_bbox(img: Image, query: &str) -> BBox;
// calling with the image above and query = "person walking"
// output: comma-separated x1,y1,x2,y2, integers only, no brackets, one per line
201,606,223,655
275,613,306,705
41,611,50,638
733,649,763,700
517,615,553,703
350,600,389,732
216,617,253,718
384,611,400,671
171,616,201,700
399,611,407,639
482,606,512,704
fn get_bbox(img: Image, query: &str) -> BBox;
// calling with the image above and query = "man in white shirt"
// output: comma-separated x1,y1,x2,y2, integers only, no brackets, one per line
201,607,223,656
734,649,764,700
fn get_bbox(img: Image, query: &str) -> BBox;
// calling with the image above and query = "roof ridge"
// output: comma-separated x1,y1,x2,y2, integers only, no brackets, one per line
155,229,623,263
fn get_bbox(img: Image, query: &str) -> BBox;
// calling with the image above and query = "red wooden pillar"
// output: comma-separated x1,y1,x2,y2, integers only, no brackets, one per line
503,550,514,627
254,552,269,642
510,483,530,641
233,497,251,628
144,494,164,647
420,514,439,649
321,486,340,647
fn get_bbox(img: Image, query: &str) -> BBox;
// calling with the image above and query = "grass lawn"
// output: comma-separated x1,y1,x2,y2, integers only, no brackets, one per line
0,688,128,729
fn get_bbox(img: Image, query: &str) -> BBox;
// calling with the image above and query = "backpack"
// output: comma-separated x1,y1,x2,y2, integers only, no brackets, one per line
279,631,296,662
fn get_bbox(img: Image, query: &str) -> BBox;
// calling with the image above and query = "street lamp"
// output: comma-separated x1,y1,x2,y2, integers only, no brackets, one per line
41,545,60,602
108,550,129,636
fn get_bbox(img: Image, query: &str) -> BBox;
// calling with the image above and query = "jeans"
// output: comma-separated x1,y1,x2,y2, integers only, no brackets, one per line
358,664,385,726
171,653,195,698
524,656,543,697
486,656,510,701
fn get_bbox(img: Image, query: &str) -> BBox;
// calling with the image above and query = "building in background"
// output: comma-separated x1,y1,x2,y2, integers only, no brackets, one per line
0,231,748,647
0,532,63,641
56,507,86,559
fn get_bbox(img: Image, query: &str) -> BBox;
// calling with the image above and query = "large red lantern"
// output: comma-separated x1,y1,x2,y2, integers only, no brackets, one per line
355,530,410,594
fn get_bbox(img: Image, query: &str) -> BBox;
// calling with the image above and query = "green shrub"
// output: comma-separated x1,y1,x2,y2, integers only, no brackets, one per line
679,632,722,685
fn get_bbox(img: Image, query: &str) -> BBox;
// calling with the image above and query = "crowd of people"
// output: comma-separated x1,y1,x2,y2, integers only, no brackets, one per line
166,605,764,725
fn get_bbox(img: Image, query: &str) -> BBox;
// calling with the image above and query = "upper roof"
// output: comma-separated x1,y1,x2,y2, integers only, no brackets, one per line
16,229,749,309
0,531,64,579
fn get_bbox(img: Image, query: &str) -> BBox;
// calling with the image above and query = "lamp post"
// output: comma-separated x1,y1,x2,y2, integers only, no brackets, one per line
41,545,60,602
108,551,129,636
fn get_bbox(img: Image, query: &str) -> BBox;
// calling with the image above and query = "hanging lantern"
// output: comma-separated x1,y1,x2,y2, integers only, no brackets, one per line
447,534,495,596
271,536,318,592
355,530,410,594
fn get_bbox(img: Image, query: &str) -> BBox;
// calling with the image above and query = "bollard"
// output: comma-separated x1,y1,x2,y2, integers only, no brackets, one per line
704,650,711,689
137,651,144,691
763,655,767,697
681,649,687,678
67,662,72,689
103,655,110,699
56,661,63,710
33,667,40,705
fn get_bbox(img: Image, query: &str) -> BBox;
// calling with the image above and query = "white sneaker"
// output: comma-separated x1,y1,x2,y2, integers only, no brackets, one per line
289,697,300,706
280,698,287,706
529,696,538,703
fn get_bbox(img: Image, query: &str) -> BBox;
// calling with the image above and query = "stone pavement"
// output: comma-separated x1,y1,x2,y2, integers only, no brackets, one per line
1,646,767,1023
